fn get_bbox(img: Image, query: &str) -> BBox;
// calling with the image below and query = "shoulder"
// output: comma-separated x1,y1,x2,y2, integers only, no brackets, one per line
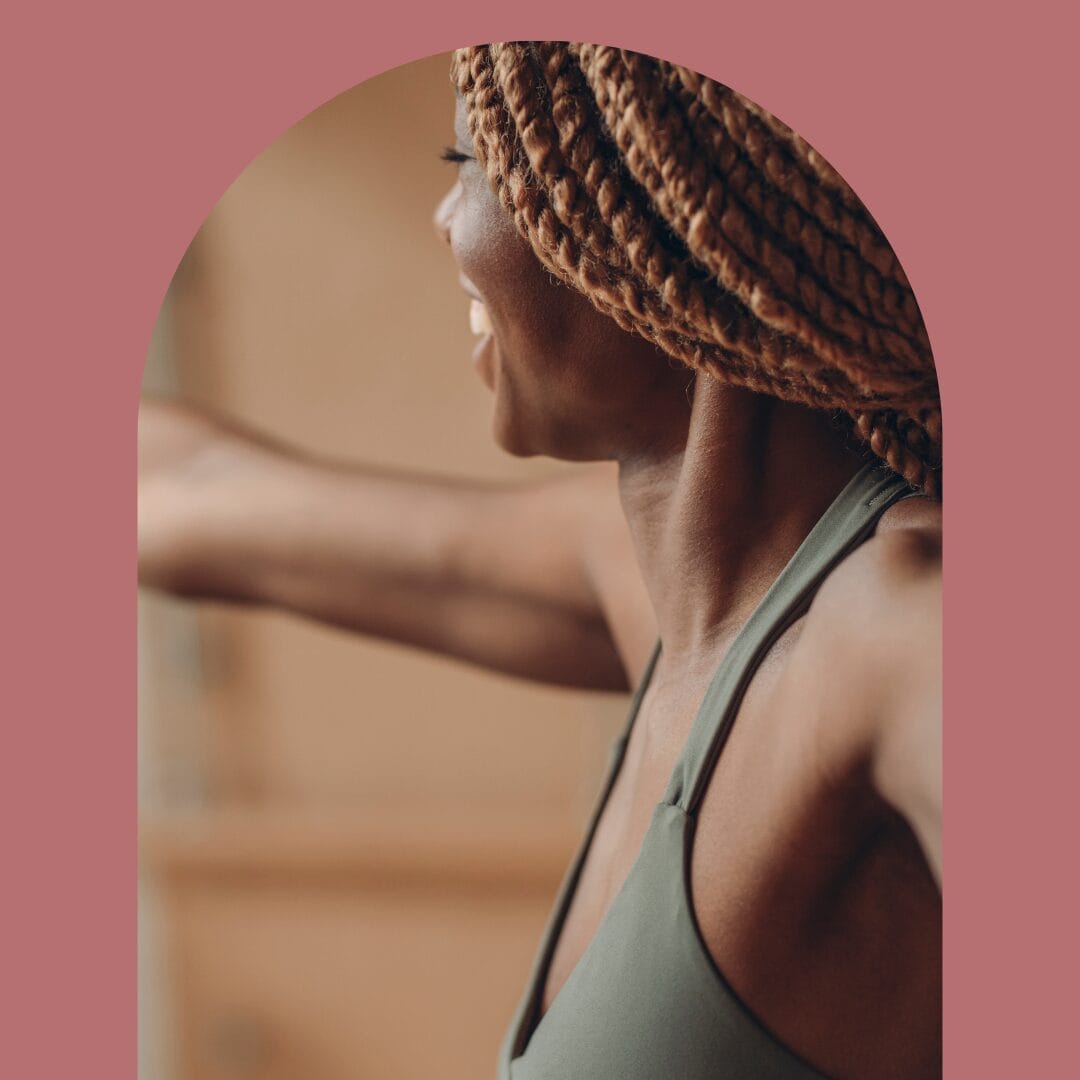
807,497,941,676
785,495,942,778
796,497,942,880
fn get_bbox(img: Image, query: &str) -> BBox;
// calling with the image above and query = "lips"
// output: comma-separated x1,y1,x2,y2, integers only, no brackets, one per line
458,278,496,389
469,298,493,336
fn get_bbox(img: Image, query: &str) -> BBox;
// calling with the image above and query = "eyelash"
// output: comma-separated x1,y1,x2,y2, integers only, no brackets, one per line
440,146,472,164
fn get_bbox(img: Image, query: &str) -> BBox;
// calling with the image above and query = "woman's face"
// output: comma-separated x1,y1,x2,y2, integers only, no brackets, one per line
433,97,692,462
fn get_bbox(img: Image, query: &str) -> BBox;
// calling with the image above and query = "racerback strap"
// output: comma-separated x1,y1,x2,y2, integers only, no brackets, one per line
661,463,916,813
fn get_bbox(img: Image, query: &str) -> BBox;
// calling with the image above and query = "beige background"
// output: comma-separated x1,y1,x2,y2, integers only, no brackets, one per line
139,52,629,1080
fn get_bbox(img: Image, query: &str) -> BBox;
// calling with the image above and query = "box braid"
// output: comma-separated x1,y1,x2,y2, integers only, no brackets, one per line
451,43,942,496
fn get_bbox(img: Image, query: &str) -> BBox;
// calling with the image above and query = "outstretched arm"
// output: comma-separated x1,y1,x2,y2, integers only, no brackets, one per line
139,397,635,691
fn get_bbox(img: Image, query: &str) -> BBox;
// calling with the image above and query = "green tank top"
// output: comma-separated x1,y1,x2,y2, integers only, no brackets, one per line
499,463,915,1080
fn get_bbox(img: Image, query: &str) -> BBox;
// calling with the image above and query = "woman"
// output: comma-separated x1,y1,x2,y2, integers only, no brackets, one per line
140,43,941,1079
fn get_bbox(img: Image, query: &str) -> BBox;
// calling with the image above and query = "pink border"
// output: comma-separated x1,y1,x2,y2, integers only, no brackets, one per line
3,2,1071,1075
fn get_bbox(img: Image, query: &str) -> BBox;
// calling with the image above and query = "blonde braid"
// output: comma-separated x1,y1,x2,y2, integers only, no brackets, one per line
451,44,941,496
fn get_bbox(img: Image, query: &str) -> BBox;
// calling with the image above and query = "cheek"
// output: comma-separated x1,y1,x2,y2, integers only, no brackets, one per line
455,228,556,349
450,181,515,282
448,178,613,386
449,179,550,305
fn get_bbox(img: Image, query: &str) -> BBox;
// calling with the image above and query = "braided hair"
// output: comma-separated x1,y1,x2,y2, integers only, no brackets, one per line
451,43,942,496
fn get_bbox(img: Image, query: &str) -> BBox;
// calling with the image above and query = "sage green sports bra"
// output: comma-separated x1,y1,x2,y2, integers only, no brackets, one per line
499,463,915,1079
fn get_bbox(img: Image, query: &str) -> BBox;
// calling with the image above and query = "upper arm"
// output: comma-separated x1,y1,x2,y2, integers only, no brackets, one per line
437,463,641,690
449,465,612,620
868,540,942,885
803,527,943,884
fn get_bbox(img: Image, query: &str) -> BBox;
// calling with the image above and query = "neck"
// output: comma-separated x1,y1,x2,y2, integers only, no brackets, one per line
616,376,864,673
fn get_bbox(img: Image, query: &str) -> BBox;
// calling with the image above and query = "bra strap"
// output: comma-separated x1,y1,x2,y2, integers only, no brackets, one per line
662,464,916,814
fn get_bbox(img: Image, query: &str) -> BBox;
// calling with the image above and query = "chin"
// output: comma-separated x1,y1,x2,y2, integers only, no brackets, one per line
491,405,605,462
489,373,610,462
491,408,540,458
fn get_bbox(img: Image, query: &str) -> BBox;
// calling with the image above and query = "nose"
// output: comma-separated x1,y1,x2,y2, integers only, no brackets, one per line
433,181,460,247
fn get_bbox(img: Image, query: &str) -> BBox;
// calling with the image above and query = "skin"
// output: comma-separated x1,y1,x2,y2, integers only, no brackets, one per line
138,95,942,1080
435,98,942,1079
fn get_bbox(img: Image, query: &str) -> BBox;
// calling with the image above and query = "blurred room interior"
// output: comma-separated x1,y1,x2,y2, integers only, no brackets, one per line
138,51,629,1080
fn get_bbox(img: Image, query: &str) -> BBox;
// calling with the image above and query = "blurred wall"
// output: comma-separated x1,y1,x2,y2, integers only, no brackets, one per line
138,52,628,1080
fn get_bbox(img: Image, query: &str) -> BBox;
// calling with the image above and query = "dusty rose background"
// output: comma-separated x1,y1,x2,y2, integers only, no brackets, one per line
3,2,1073,1076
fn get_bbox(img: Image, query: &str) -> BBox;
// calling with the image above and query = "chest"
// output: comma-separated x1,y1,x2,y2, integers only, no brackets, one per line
538,628,941,1079
543,627,818,1010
